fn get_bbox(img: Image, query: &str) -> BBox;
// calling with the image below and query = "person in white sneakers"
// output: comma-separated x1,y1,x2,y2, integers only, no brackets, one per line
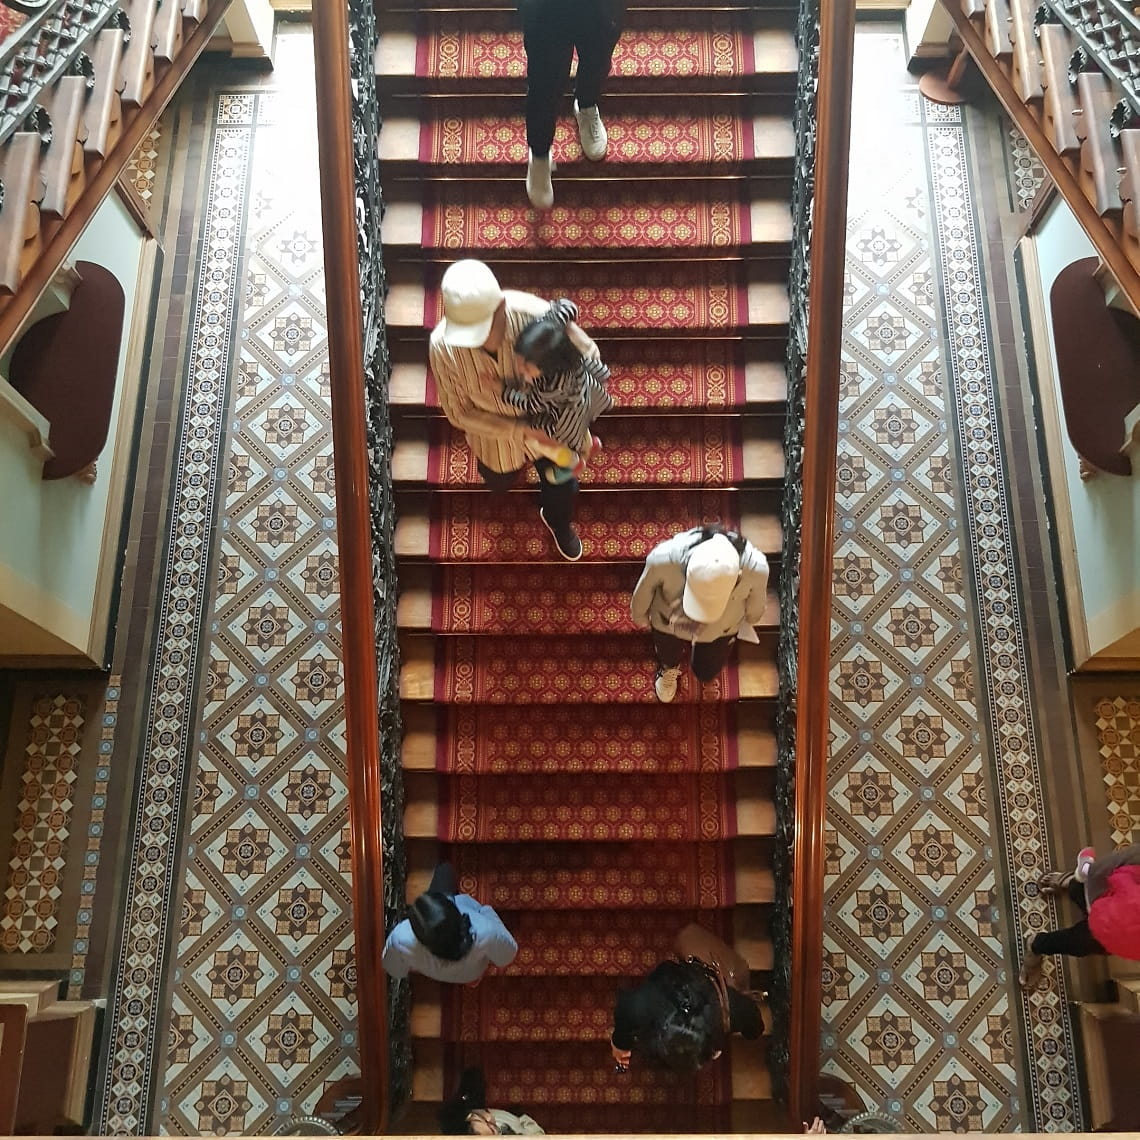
429,259,602,561
518,0,626,208
630,524,769,703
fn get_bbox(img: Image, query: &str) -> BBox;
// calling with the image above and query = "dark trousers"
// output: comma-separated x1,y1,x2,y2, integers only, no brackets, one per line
427,862,457,897
477,458,577,532
518,0,625,156
1031,877,1107,958
653,629,736,684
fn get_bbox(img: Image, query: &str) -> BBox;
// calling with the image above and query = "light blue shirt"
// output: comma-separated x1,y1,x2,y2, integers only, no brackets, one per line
381,894,518,983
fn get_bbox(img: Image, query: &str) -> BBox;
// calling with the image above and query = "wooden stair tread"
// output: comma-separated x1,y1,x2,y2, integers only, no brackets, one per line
404,836,776,904
378,112,796,165
381,189,793,255
399,701,779,771
384,275,790,336
403,768,777,839
389,355,788,407
393,488,783,560
396,568,781,632
399,632,780,701
390,414,786,483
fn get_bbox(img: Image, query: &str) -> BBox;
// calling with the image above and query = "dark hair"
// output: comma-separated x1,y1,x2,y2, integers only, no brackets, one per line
687,521,747,558
637,962,725,1071
514,313,583,375
409,892,474,961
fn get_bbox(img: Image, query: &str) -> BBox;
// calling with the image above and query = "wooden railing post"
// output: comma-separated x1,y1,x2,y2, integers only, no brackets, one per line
788,0,857,1122
312,4,389,1131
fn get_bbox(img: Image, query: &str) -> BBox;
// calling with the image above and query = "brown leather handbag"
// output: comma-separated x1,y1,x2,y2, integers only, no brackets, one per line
672,923,751,993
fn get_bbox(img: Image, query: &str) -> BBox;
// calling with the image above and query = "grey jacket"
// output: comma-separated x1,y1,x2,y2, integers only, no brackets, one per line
630,528,769,643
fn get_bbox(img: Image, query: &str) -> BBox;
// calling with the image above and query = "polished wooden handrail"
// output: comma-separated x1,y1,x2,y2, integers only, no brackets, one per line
312,5,390,1132
788,0,857,1122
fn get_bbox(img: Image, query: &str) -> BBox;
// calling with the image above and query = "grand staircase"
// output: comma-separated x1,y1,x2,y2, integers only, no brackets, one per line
376,0,798,1128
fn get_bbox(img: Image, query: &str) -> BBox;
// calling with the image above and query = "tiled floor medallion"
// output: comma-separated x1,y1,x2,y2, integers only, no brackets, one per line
822,29,1078,1132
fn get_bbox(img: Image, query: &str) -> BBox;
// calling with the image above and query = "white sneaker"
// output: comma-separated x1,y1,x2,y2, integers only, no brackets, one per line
574,100,608,161
654,665,681,703
526,151,554,209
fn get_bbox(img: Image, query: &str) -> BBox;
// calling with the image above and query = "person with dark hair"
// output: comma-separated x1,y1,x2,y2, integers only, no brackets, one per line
1019,843,1140,990
609,924,764,1072
518,0,627,207
630,523,770,703
506,298,613,483
440,1067,546,1135
382,863,518,983
430,259,604,562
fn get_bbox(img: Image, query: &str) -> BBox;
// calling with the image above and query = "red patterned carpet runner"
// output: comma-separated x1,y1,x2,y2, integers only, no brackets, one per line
500,910,734,976
427,339,749,410
438,773,739,842
426,416,744,487
417,11,755,82
433,635,740,704
421,181,752,252
432,704,740,773
395,0,784,1124
427,488,740,562
418,109,754,170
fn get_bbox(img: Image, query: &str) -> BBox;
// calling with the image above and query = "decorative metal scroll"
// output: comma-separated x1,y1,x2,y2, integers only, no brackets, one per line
0,0,124,148
1042,0,1140,117
770,0,821,1107
347,0,411,1111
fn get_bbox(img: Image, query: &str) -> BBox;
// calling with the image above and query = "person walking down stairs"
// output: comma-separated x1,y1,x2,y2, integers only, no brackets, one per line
382,863,518,983
518,0,626,206
428,259,605,561
631,524,770,703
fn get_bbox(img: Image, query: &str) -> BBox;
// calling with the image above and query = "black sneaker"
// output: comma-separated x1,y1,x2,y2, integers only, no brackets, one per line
540,508,583,561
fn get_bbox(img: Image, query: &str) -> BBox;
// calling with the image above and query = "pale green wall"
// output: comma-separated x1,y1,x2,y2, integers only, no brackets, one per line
0,193,147,659
1030,200,1140,659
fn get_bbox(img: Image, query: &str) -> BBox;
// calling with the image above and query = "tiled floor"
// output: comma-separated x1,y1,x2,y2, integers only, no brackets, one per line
821,29,1078,1130
0,17,1107,1137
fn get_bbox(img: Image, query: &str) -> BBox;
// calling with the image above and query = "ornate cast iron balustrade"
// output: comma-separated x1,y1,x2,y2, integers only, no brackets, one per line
1036,0,1140,122
0,0,126,149
771,0,820,1106
346,0,412,1112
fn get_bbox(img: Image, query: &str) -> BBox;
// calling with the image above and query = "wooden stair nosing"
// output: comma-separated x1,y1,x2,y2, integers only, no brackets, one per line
378,113,796,167
388,357,789,408
38,77,89,221
403,767,778,840
384,278,790,337
83,28,127,160
398,630,780,701
120,0,158,108
390,416,787,485
399,700,780,772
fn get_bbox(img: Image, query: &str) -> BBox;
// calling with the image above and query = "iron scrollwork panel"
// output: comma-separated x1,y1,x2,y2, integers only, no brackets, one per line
1042,0,1140,118
347,0,412,1111
770,0,820,1107
0,0,124,148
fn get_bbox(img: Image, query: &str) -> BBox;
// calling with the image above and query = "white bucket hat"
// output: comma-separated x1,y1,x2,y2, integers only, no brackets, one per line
439,259,504,348
682,533,741,623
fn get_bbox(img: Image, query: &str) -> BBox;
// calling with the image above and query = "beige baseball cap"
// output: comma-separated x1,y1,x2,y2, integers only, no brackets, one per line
439,259,504,348
682,533,742,623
